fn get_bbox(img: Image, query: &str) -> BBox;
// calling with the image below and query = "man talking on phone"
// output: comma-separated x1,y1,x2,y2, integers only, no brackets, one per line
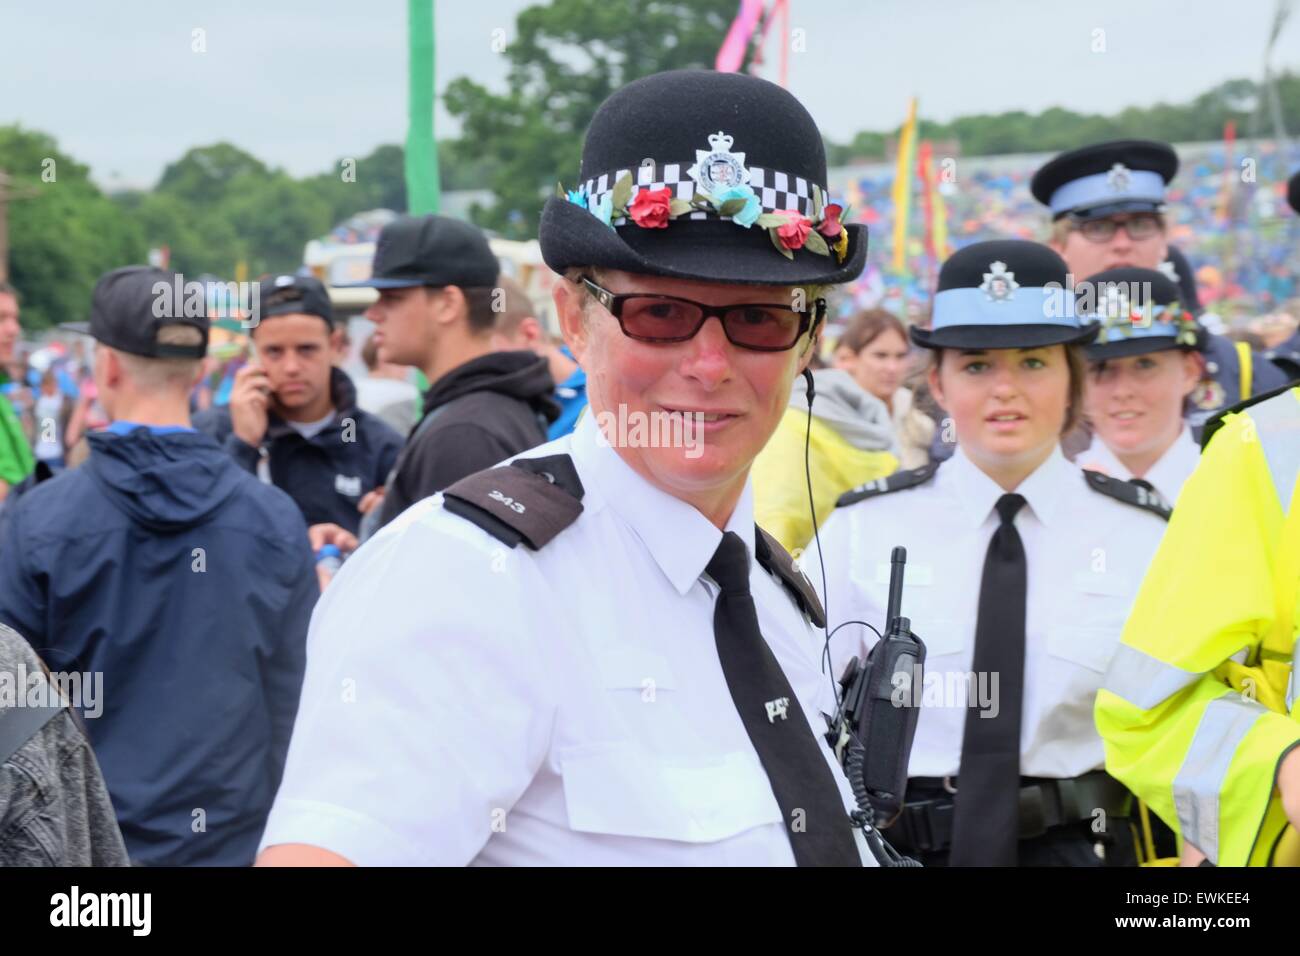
196,275,403,535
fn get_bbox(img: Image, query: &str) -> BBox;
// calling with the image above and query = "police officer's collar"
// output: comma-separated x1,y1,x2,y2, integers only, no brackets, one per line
948,444,1070,529
570,412,757,596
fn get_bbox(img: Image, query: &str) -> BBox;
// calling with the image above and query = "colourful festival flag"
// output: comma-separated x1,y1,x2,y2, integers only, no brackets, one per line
890,97,918,273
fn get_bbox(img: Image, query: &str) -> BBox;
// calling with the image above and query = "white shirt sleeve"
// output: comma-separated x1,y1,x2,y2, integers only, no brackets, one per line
258,501,562,865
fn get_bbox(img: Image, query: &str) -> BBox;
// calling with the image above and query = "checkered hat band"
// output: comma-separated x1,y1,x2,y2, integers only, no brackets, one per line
582,163,824,224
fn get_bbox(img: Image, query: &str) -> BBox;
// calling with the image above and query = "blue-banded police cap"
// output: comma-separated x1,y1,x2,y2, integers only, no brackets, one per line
910,240,1098,350
1030,140,1178,221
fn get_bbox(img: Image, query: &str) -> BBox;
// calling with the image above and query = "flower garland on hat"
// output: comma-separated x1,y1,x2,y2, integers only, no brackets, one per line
557,130,851,264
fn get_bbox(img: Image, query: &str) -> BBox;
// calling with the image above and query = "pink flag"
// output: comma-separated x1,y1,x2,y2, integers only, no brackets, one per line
715,0,765,73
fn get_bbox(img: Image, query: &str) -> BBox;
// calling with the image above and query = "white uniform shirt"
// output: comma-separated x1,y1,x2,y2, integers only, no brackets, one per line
1074,426,1199,506
810,445,1167,780
260,413,874,866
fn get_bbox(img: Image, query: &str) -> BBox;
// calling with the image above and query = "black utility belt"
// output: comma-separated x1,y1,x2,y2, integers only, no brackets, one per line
888,771,1132,855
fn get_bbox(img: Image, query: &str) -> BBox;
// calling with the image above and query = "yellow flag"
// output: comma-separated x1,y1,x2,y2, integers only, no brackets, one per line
890,97,918,273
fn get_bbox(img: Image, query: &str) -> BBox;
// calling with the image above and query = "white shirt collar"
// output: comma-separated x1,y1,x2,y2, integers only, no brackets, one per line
1142,426,1198,504
570,413,756,596
1076,425,1197,504
948,443,1070,529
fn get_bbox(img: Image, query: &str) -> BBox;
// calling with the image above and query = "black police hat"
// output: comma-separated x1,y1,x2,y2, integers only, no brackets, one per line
340,214,499,289
539,69,866,286
911,240,1097,350
1078,267,1200,360
64,266,209,359
256,274,335,328
1031,140,1178,221
1289,170,1300,215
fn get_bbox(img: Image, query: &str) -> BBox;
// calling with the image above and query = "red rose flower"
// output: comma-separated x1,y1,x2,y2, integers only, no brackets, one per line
628,187,674,229
775,211,812,250
817,203,843,237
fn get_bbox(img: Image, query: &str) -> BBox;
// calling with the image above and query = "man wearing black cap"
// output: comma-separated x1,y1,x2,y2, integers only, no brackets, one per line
0,266,318,866
193,274,403,535
259,70,884,867
1032,140,1289,429
343,215,559,532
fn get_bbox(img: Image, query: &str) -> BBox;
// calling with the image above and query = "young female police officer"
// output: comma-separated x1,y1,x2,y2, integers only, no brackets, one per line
255,70,881,867
1075,267,1204,505
814,240,1170,866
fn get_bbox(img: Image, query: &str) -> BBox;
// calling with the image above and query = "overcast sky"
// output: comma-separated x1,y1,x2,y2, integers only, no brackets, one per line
1,0,1296,190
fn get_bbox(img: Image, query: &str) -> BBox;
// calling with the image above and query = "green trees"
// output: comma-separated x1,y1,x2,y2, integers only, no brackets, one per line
442,0,743,238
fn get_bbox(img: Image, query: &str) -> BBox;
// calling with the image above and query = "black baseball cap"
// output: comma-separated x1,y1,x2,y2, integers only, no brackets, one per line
63,266,209,359
256,273,334,328
338,214,499,289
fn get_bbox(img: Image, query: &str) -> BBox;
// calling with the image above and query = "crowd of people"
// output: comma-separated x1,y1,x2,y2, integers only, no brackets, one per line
1,67,1299,869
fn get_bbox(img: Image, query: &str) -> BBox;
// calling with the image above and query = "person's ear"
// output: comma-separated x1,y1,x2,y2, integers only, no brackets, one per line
432,286,465,329
554,278,589,366
927,360,949,413
328,327,347,361
519,316,544,349
1180,350,1203,396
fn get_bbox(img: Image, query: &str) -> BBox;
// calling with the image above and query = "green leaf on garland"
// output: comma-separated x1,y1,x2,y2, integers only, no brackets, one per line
718,198,747,217
803,230,830,256
811,184,823,220
755,212,787,228
668,198,693,217
611,172,633,214
693,191,713,205
556,182,566,199
768,227,794,260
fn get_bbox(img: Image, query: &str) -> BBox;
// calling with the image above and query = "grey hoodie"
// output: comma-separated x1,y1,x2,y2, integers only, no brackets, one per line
787,368,898,455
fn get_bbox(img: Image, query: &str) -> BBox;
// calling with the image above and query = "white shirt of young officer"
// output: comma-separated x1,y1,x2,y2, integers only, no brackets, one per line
808,443,1168,781
1074,424,1199,506
259,411,875,866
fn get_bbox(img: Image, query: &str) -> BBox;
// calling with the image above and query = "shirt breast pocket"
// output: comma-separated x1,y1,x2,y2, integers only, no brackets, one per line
558,746,782,843
1047,625,1122,675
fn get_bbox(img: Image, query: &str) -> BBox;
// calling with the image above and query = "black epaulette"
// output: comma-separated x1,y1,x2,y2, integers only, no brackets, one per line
1202,381,1300,450
1082,470,1171,522
754,527,826,629
835,461,940,509
441,454,585,550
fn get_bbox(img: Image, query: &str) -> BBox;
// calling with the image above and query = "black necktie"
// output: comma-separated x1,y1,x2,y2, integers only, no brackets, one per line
948,493,1028,867
707,531,861,867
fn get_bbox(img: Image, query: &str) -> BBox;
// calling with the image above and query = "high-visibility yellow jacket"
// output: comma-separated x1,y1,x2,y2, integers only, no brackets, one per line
752,408,898,555
1096,384,1300,866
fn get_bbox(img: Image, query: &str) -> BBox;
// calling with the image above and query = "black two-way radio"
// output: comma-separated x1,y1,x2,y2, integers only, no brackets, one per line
828,546,926,826
801,366,923,865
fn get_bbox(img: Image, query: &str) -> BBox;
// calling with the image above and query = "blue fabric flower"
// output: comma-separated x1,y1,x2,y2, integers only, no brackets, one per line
590,193,614,229
713,184,761,228
566,189,588,209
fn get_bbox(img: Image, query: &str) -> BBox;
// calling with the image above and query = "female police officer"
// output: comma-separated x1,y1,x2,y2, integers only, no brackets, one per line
255,70,880,866
1074,267,1204,504
813,240,1170,866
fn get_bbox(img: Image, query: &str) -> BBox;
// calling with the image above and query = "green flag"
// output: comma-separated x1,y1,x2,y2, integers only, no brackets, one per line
406,0,440,214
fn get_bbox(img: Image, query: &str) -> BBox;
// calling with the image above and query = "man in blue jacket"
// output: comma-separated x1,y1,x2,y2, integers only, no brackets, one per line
0,266,318,866
193,274,403,534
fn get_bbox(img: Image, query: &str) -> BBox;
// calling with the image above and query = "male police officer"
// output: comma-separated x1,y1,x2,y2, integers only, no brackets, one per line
1032,140,1290,431
257,69,880,866
194,274,402,535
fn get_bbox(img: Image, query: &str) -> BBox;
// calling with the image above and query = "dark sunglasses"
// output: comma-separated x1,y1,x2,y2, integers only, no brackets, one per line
580,276,823,352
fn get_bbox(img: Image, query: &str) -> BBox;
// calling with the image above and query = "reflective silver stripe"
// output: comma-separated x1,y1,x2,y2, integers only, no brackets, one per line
1103,643,1203,710
1172,694,1267,864
1250,390,1300,513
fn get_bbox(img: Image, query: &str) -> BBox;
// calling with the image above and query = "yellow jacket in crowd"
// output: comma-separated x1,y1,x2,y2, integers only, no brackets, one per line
1096,384,1300,866
753,369,899,554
